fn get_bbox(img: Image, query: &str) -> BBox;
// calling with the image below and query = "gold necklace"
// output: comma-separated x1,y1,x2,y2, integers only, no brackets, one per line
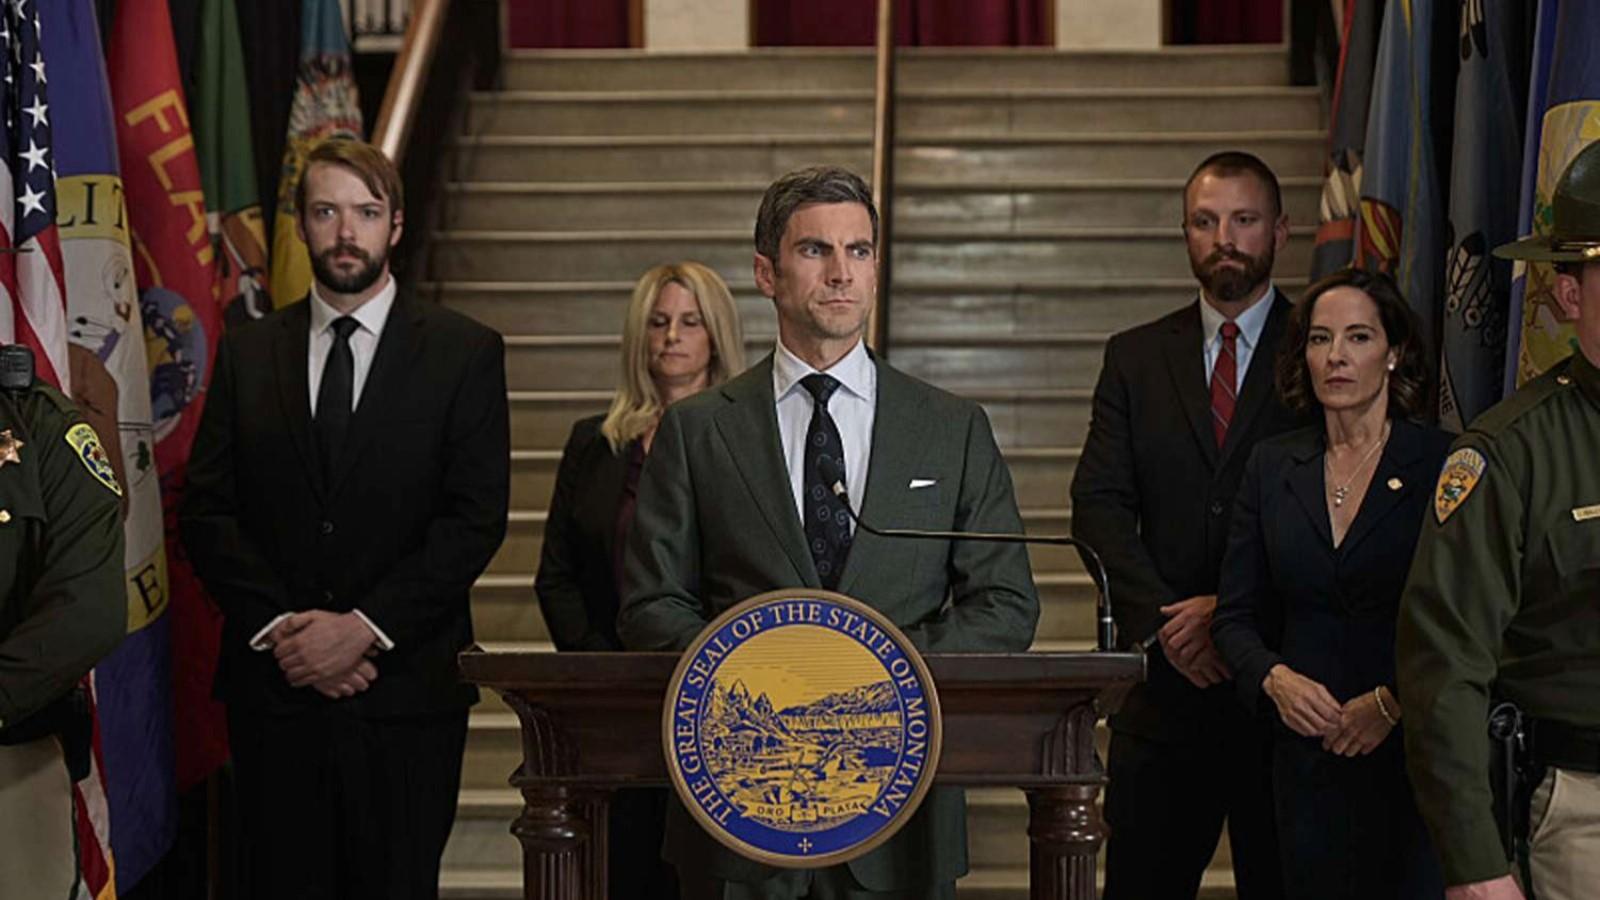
1324,422,1390,507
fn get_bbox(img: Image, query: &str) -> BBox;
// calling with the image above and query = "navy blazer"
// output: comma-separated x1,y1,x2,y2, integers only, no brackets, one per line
1213,418,1453,715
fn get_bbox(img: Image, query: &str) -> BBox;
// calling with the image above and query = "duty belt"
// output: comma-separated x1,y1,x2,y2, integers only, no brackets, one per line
1529,718,1600,774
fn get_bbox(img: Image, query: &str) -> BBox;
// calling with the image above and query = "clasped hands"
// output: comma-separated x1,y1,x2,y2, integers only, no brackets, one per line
1158,594,1230,688
1262,664,1396,756
266,611,381,700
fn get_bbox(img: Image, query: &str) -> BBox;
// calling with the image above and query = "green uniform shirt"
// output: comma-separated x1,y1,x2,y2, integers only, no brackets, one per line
1398,349,1600,886
0,381,125,731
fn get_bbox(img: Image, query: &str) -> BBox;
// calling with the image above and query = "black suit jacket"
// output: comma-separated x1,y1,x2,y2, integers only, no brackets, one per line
180,291,510,716
1212,420,1453,716
535,414,630,651
1071,293,1306,740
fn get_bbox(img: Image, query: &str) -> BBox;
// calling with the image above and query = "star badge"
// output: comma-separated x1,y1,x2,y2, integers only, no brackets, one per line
0,429,22,468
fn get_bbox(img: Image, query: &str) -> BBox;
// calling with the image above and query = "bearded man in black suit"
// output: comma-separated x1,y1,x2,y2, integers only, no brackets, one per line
1071,151,1301,899
182,139,509,900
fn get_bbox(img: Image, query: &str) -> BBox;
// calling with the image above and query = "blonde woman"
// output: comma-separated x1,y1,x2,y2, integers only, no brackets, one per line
534,261,743,899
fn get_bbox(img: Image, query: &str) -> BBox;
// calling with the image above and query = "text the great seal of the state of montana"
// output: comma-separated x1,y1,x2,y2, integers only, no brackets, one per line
663,590,943,868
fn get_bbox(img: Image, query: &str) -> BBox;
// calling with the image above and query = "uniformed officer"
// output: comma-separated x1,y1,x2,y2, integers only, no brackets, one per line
1398,139,1600,900
0,344,126,898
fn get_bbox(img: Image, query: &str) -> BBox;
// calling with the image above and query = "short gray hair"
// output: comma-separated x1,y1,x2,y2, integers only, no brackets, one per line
754,166,878,266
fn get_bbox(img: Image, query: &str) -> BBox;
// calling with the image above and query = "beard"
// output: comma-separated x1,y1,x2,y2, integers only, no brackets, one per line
1193,244,1275,304
311,242,388,295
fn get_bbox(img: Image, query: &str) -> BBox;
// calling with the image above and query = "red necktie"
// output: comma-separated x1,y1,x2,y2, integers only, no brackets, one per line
1210,321,1240,448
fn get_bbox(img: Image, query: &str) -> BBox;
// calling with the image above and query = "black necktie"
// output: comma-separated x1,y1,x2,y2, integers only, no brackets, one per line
801,373,852,590
314,316,359,477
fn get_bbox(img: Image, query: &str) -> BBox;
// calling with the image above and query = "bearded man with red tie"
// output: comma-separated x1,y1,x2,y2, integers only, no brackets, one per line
1071,152,1304,899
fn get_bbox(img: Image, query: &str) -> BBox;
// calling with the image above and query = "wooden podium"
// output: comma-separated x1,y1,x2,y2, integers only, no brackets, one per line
460,650,1143,900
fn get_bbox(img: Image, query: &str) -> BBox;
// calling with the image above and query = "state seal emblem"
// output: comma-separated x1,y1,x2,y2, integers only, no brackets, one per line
664,590,942,867
1434,447,1486,524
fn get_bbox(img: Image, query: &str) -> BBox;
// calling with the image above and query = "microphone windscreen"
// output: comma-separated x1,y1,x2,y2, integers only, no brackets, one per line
0,344,34,391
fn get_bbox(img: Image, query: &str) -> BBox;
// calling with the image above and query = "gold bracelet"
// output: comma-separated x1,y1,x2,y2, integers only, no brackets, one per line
1373,686,1398,726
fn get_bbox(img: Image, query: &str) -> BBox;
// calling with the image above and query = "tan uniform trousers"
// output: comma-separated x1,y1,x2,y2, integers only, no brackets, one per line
1526,767,1600,900
0,738,76,900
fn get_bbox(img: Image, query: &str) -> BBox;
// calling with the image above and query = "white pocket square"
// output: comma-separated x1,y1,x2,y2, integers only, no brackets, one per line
909,478,937,489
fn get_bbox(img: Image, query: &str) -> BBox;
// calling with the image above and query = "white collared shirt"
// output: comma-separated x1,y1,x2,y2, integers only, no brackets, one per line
1199,284,1278,391
773,338,876,531
248,278,400,655
307,275,397,414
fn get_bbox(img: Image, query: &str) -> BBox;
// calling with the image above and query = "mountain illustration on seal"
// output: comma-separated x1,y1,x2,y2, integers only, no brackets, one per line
703,679,793,744
702,677,903,832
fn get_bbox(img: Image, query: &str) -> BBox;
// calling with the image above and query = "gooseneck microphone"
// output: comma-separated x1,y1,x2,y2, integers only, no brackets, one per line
816,457,1118,652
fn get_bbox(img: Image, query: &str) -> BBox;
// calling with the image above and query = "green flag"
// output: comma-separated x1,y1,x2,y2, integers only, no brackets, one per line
194,0,272,325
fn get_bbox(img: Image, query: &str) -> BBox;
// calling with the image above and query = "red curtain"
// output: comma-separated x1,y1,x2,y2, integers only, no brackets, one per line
756,0,1051,47
508,0,629,49
1171,0,1284,44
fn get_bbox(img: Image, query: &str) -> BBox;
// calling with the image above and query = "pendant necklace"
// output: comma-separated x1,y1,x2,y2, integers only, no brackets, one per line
1325,422,1390,508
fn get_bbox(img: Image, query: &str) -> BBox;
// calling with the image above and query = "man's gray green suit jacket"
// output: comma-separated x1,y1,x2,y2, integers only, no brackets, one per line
619,352,1040,891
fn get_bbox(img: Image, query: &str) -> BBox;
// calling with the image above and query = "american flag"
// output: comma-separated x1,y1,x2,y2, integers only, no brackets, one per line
0,0,69,393
0,1,115,895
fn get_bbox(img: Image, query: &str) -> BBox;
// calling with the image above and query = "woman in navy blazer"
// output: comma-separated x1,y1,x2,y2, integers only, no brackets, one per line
536,261,745,899
1213,269,1449,898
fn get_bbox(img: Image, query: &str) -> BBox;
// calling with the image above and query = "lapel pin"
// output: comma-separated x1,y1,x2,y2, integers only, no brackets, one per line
1387,477,1402,491
0,510,9,524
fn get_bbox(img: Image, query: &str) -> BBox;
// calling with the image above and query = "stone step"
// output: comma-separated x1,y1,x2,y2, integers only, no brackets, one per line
504,439,1076,509
490,506,1079,581
429,277,1310,338
440,867,1239,900
498,332,1119,393
471,565,1095,648
500,46,1289,92
501,333,776,390
505,387,1092,449
958,867,1238,900
448,131,1325,182
463,87,1322,138
430,227,1315,285
428,280,776,336
438,177,1322,233
890,333,1109,391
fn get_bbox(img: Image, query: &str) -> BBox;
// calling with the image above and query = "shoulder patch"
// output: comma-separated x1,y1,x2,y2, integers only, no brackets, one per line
1434,448,1486,525
64,423,122,497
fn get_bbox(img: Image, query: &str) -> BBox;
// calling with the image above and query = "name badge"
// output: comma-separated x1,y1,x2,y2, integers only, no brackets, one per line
1571,504,1600,522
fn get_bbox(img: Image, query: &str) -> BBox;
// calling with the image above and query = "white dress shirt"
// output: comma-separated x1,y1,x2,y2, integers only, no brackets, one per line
773,338,876,533
249,278,399,654
1200,284,1278,391
307,275,397,414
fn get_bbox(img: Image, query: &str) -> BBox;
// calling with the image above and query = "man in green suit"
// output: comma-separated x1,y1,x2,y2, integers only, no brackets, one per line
618,166,1040,898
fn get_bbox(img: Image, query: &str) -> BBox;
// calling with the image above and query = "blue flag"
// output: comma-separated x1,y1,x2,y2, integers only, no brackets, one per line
42,0,177,887
1507,0,1600,387
1311,0,1385,279
1357,0,1445,340
1438,1,1526,431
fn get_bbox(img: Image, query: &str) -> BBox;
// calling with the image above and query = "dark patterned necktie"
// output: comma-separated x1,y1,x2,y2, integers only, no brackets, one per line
1210,320,1240,448
801,373,852,590
314,316,359,476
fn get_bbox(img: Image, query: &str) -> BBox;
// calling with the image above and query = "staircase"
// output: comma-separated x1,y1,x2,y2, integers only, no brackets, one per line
426,45,1322,898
